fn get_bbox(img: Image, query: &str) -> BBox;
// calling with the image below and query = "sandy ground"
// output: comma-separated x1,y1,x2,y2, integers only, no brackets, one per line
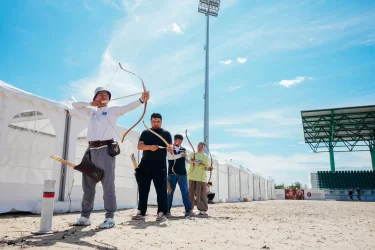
0,200,374,250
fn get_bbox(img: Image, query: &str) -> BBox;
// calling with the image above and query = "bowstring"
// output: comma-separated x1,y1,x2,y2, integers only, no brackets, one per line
104,63,126,141
107,65,119,87
105,115,122,142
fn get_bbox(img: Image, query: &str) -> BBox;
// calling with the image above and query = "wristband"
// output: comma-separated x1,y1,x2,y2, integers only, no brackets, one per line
139,98,144,104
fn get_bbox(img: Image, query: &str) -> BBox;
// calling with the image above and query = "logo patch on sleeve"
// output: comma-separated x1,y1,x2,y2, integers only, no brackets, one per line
102,112,108,116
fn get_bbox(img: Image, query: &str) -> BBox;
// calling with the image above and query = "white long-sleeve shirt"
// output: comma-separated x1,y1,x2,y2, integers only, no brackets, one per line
72,99,143,141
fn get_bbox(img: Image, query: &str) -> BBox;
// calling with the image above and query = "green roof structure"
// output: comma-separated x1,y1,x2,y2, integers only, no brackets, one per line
301,105,375,172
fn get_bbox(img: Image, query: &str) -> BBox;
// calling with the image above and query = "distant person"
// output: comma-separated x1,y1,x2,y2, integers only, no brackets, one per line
206,182,215,204
348,188,353,200
356,187,361,201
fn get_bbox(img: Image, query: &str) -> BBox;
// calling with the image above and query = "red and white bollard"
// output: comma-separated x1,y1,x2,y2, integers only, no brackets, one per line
32,180,57,234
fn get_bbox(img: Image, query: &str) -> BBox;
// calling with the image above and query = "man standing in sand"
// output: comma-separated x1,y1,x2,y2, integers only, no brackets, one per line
166,134,192,217
132,113,173,222
187,142,211,216
70,87,149,229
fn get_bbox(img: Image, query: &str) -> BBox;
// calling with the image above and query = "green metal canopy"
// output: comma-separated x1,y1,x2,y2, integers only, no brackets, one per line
301,105,375,172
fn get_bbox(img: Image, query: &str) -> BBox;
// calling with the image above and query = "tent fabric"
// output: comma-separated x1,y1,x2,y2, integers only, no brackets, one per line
0,81,275,214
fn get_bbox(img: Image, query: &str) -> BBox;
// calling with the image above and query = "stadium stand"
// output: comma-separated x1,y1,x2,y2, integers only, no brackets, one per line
301,105,375,201
317,170,375,190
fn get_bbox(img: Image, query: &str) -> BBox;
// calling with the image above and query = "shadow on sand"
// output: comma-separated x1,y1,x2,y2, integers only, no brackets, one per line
1,226,117,250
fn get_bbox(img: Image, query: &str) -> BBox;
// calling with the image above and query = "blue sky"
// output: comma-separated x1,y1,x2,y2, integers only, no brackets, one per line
1,0,375,186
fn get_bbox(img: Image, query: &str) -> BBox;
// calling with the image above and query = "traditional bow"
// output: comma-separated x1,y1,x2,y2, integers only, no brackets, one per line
119,62,148,143
185,129,195,176
142,121,176,174
204,136,213,183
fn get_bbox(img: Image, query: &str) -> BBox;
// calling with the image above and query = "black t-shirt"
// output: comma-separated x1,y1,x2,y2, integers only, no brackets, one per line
139,128,172,161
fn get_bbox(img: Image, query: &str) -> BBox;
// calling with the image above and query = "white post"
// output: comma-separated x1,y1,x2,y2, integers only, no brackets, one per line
32,180,56,234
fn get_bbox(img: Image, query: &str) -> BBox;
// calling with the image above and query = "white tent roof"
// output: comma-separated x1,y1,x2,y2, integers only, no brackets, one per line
0,80,88,120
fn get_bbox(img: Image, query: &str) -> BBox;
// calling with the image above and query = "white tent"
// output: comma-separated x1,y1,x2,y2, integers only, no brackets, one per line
0,80,275,214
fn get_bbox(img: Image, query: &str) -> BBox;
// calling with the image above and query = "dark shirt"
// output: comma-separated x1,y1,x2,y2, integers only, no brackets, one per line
139,128,172,162
168,146,187,175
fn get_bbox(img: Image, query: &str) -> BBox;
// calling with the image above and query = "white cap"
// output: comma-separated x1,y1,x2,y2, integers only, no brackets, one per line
93,87,111,101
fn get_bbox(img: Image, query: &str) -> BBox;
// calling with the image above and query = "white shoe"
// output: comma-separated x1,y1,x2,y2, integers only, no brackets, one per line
98,218,115,229
199,211,207,216
156,212,167,222
70,216,91,226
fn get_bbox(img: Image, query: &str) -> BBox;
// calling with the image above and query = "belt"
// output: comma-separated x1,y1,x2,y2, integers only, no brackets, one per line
88,140,114,148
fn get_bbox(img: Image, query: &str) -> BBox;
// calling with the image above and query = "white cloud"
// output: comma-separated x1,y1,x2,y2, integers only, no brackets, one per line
226,84,244,92
237,57,247,63
67,0,210,104
171,23,183,33
102,0,121,9
159,110,302,141
213,150,372,186
215,110,302,139
279,76,312,88
83,0,92,11
212,4,375,58
68,50,147,104
209,143,245,150
212,110,301,127
225,128,293,139
219,59,232,65
167,122,203,137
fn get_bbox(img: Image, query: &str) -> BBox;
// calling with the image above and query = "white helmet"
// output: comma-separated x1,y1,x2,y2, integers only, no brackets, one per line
93,87,111,101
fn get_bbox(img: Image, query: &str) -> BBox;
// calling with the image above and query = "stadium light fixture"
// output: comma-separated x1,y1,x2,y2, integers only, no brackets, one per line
198,0,220,152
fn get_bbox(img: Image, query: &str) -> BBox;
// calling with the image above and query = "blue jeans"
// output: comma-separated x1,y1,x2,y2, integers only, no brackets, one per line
167,174,191,214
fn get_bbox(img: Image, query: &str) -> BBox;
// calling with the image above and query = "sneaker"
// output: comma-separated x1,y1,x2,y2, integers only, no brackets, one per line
184,211,191,218
156,212,167,222
98,218,115,229
165,211,172,218
199,211,207,216
131,210,146,220
70,216,91,226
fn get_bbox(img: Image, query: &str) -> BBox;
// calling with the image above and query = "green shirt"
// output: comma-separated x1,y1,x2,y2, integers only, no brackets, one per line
187,152,210,182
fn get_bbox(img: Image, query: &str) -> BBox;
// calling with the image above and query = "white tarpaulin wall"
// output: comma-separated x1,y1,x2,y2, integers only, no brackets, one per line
248,172,254,201
253,175,261,201
260,177,266,200
209,159,220,202
228,165,241,202
0,83,68,213
0,81,275,214
240,169,249,200
267,179,276,200
218,163,229,202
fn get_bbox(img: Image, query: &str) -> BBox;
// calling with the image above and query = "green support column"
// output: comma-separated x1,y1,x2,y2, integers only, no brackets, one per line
329,147,336,173
371,145,375,172
329,111,335,173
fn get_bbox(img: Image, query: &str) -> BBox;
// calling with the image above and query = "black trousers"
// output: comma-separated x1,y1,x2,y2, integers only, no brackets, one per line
208,193,215,201
135,160,168,215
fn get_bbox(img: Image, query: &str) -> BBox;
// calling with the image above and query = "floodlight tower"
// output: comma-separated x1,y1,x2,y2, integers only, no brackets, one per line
198,0,220,151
